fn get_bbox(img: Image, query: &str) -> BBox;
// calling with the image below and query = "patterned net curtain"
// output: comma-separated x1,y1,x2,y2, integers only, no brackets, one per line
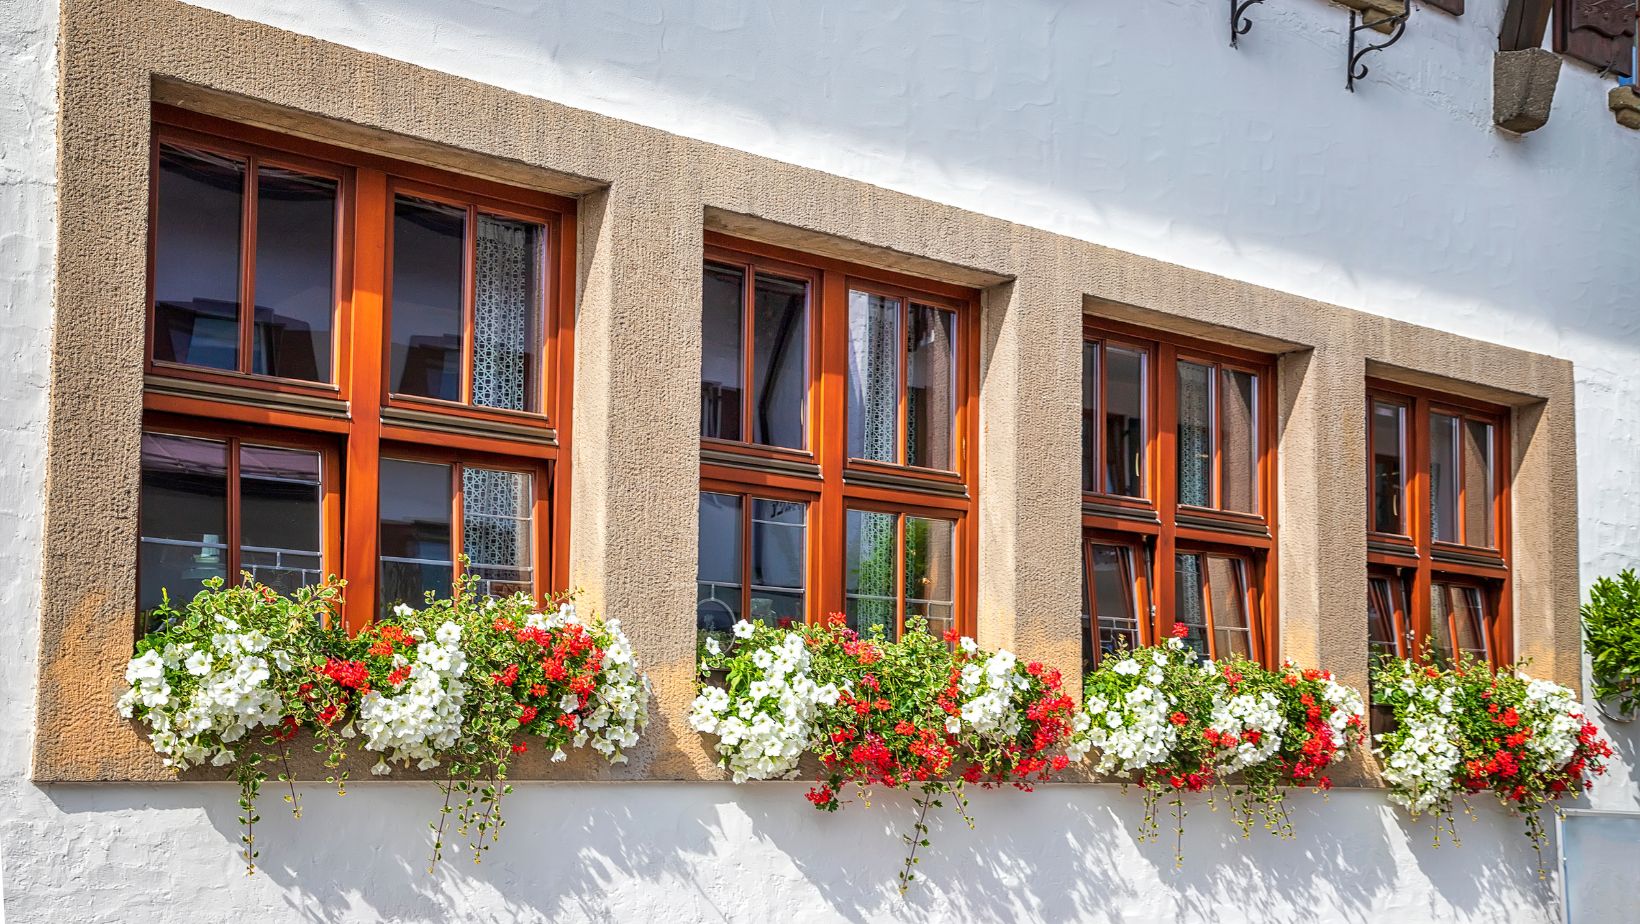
473,216,536,412
1177,363,1212,507
850,296,899,636
462,467,531,598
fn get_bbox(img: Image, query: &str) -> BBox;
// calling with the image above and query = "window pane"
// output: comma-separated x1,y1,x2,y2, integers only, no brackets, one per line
905,515,956,639
1429,584,1453,660
846,509,898,638
379,459,453,614
1453,586,1490,661
1080,550,1094,675
847,292,900,463
390,196,465,402
1177,362,1214,508
153,145,243,371
139,434,229,628
1367,575,1402,659
463,467,533,598
751,274,808,449
1430,413,1460,543
1105,346,1146,498
1089,544,1140,664
1207,555,1252,660
239,444,322,595
750,498,805,628
252,166,335,382
1371,401,1405,534
907,304,956,470
700,263,744,442
696,492,742,632
1173,552,1209,658
472,215,541,412
1463,420,1495,547
1081,343,1099,493
1220,369,1257,514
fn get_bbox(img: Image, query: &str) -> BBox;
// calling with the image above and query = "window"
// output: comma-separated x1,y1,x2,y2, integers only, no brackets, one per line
141,108,574,629
1081,320,1277,670
1366,381,1510,666
696,236,976,645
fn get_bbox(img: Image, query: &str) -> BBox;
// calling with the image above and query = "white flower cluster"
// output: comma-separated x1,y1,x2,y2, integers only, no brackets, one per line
1208,690,1286,774
1071,646,1184,775
688,622,841,783
1317,677,1366,757
952,641,1030,740
1518,675,1585,773
117,618,288,770
1378,683,1461,814
575,617,649,764
359,621,468,773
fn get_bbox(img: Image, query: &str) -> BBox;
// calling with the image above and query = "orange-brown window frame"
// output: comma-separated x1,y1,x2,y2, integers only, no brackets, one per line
699,233,980,639
143,107,577,630
1366,379,1512,665
1082,318,1279,666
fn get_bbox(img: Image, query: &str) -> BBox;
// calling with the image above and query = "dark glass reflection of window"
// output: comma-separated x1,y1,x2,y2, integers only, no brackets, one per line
153,145,244,372
750,498,805,626
252,167,336,382
390,196,466,402
701,263,744,442
905,515,955,639
1104,346,1145,498
139,433,229,630
1367,575,1405,660
1208,555,1252,659
696,491,743,632
751,274,808,450
907,305,956,471
239,444,323,595
1220,369,1257,514
1372,401,1405,534
1462,420,1494,548
379,458,453,615
1430,413,1459,543
1086,544,1140,672
1081,343,1098,493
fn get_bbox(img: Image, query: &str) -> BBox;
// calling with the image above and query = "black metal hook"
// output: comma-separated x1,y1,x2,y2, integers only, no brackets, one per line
1231,0,1265,48
1347,3,1412,91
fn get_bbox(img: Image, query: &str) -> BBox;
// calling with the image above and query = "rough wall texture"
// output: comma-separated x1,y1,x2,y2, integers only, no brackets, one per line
3,0,1638,921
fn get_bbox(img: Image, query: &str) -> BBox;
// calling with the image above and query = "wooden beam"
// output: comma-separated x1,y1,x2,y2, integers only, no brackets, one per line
1500,0,1553,51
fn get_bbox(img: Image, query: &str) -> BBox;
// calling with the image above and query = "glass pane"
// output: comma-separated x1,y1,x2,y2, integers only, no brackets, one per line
390,196,465,402
379,459,453,615
1177,362,1213,508
463,467,533,598
1463,420,1495,547
1173,552,1209,657
139,434,229,629
907,304,956,470
1220,369,1258,514
1454,587,1489,661
847,291,900,463
750,498,806,628
1430,413,1459,543
751,274,808,449
700,263,744,442
1207,555,1252,660
1081,343,1099,493
472,215,542,412
252,166,336,382
1371,401,1405,534
1429,584,1453,660
153,145,243,371
696,492,742,633
1080,549,1095,676
905,516,956,639
239,444,322,595
1105,346,1146,498
846,509,898,638
1367,576,1401,658
1090,544,1140,662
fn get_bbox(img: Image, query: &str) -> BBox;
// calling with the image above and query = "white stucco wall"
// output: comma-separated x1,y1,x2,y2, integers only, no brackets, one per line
4,0,1640,921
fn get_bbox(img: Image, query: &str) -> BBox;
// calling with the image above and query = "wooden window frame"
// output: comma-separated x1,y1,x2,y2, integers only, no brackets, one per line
1082,318,1279,665
1366,378,1513,666
699,233,979,638
1082,536,1152,670
143,107,577,630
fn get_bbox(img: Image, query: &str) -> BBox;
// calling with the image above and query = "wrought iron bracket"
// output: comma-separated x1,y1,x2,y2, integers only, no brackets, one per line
1230,0,1265,47
1347,3,1412,91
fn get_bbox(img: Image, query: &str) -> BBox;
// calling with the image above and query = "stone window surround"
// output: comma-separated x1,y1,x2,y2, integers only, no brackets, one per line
34,0,1578,784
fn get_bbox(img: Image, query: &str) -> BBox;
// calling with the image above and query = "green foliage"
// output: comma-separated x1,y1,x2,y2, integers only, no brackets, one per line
1584,569,1640,718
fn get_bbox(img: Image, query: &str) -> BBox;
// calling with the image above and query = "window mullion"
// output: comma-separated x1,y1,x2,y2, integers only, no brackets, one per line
1154,342,1179,640
238,154,258,376
340,167,389,632
226,437,243,583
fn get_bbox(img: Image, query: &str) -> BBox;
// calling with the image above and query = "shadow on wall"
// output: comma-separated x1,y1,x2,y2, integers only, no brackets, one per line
34,781,1564,923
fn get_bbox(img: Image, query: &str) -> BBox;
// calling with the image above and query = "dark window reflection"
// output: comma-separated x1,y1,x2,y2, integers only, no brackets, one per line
1104,347,1146,497
380,458,453,614
139,433,229,630
253,167,336,382
751,274,807,449
390,196,465,402
1081,343,1099,493
750,498,805,627
1372,401,1405,534
153,145,244,371
701,263,744,441
907,305,955,470
696,491,743,632
239,444,323,595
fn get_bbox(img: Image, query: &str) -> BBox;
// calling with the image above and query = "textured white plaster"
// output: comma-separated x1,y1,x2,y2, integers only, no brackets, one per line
5,0,1640,920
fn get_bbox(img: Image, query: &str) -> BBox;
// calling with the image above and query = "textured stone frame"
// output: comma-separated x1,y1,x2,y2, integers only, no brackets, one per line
36,0,1580,782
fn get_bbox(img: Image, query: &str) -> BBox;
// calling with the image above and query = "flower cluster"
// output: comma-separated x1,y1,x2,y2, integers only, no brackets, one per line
687,624,840,782
355,611,469,772
1373,654,1613,865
